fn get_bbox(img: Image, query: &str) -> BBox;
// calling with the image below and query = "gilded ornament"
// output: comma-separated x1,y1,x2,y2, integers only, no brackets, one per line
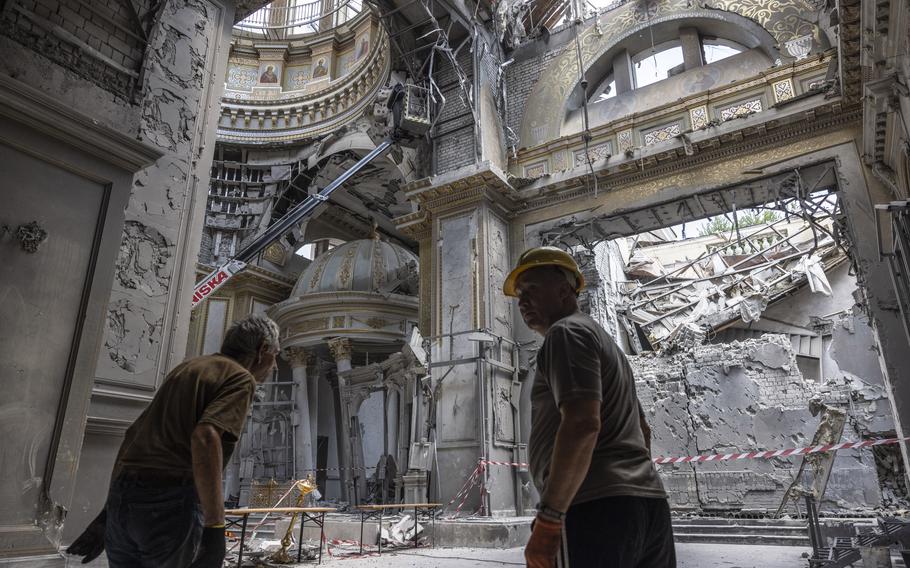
371,240,386,291
365,317,387,329
328,337,353,361
689,106,709,130
263,242,287,266
772,78,795,103
308,250,332,290
292,318,329,333
338,244,358,288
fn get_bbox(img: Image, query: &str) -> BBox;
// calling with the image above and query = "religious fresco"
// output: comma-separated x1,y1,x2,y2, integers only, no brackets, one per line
226,64,258,91
258,63,281,84
335,50,354,78
312,58,328,79
354,35,370,60
285,65,312,90
518,0,823,146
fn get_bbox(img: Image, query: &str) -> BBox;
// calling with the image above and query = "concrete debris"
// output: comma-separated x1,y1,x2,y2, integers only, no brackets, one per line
631,332,896,514
619,211,845,349
796,254,833,296
381,515,424,546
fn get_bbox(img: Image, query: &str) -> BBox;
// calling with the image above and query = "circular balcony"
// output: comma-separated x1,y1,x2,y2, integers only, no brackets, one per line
218,11,389,144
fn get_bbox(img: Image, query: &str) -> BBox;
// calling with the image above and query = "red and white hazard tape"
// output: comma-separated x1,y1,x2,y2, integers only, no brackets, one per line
651,436,909,464
473,438,910,469
441,439,909,517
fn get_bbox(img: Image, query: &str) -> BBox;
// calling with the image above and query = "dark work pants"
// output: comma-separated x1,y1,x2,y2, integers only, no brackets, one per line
560,495,676,568
104,478,203,568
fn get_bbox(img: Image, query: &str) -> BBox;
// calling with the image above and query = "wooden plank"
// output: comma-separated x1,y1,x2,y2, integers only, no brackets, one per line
226,507,337,515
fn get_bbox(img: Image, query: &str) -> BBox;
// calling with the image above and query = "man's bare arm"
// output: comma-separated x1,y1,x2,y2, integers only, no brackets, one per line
191,423,225,527
539,399,601,514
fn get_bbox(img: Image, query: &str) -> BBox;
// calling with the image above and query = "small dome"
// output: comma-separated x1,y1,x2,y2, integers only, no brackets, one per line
292,238,418,296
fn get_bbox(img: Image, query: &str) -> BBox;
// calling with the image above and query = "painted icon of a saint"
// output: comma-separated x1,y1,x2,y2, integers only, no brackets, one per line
355,37,369,60
313,59,327,78
260,65,278,83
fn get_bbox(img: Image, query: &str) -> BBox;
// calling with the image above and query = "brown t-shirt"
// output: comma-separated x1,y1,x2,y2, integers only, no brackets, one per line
529,312,666,505
114,354,256,474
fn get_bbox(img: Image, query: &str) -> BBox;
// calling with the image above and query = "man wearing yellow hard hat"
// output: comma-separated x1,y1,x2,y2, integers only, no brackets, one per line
504,247,674,568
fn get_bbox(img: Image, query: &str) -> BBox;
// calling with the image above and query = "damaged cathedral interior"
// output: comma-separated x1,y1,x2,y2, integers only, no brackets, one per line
1,0,910,564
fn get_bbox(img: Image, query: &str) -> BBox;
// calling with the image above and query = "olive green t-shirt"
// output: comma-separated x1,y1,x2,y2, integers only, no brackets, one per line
114,354,256,474
529,312,666,505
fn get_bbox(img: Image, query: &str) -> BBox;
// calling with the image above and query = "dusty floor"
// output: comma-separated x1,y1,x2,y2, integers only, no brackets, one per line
317,543,812,566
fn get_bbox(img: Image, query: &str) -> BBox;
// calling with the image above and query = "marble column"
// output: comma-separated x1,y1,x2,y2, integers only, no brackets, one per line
328,337,355,503
284,346,316,480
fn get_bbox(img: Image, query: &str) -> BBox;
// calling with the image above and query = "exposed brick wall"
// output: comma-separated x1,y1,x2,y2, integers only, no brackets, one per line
1,0,152,99
432,46,476,174
504,46,562,145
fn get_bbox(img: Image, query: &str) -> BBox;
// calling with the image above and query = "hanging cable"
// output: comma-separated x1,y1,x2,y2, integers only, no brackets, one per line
571,0,598,196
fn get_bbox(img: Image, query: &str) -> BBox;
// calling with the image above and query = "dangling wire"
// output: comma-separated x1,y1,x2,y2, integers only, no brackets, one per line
572,0,599,196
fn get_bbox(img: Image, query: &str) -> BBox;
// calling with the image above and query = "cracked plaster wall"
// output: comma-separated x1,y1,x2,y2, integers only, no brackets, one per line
632,332,892,513
95,0,232,388
32,0,237,544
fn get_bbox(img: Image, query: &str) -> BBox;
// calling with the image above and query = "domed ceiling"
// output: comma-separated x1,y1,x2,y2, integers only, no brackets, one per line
292,237,418,297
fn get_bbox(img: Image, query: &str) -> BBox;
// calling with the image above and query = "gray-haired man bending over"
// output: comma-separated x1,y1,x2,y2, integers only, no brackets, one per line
67,314,280,568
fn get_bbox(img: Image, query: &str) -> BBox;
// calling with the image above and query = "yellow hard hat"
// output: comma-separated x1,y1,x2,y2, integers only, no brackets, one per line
503,246,585,297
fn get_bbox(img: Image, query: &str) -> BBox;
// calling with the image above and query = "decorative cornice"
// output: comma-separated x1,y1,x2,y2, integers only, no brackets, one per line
404,162,518,214
516,100,861,213
0,73,162,172
85,416,133,436
516,56,832,164
394,210,432,240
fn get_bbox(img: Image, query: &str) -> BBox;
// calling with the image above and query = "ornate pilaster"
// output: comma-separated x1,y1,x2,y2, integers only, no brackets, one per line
396,169,521,515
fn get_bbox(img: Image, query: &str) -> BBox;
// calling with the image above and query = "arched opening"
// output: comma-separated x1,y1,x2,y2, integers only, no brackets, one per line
631,40,685,88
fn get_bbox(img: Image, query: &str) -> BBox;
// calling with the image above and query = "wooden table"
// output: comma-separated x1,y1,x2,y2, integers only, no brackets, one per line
225,507,336,566
355,503,442,555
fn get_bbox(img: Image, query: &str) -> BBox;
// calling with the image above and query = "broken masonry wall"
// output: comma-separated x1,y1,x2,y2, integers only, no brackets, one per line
632,333,890,513
578,240,628,349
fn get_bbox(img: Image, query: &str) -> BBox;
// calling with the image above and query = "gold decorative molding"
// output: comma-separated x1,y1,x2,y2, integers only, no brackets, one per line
689,106,709,130
337,244,358,288
328,337,353,361
263,242,287,266
514,122,860,229
283,346,314,368
772,78,796,103
290,318,329,333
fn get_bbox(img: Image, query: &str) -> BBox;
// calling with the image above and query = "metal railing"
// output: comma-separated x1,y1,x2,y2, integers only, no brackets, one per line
234,0,362,35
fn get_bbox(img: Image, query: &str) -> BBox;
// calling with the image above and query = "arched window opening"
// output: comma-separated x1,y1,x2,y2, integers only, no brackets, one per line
703,38,745,64
594,76,617,102
632,42,684,88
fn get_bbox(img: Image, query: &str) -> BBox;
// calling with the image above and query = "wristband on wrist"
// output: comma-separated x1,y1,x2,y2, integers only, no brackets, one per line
537,503,566,522
205,523,226,529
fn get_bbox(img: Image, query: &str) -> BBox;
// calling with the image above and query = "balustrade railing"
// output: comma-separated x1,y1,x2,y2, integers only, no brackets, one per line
235,0,362,36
